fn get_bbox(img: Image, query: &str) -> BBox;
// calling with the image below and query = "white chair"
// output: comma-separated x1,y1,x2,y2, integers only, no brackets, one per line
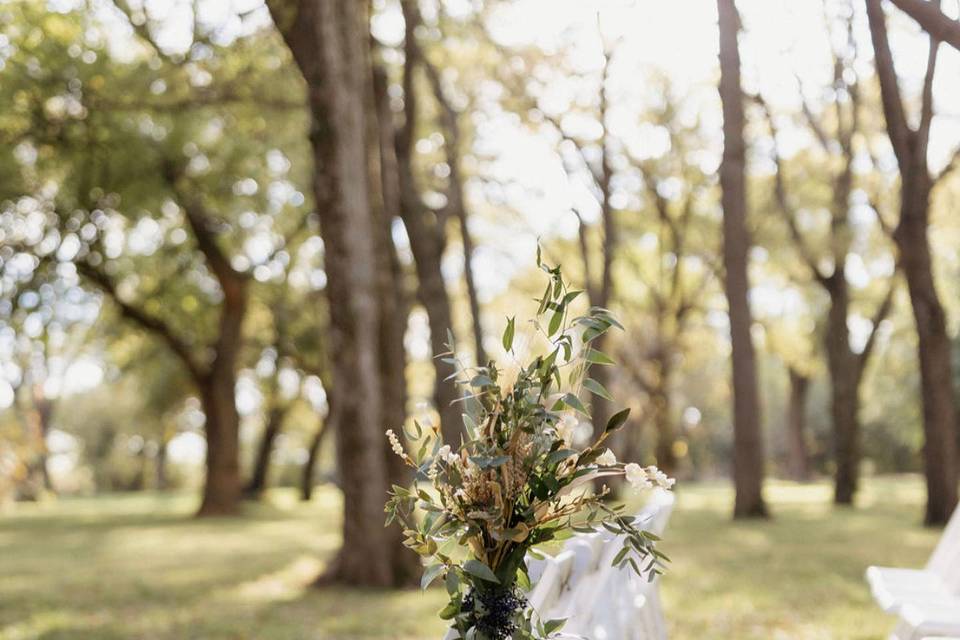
445,490,675,639
536,489,675,640
866,504,960,640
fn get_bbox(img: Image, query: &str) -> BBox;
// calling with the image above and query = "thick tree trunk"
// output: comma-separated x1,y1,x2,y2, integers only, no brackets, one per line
244,405,286,499
785,367,812,482
371,58,421,586
824,275,861,504
717,0,768,518
866,0,958,526
197,372,242,516
272,0,397,586
897,181,958,525
196,242,246,516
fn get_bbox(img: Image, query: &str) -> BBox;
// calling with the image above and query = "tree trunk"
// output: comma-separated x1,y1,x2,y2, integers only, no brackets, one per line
785,367,812,482
866,0,958,525
301,409,333,502
155,437,169,491
401,205,462,446
897,180,958,525
717,0,768,519
32,391,54,493
652,350,677,474
197,372,242,516
823,275,861,503
371,58,421,586
395,0,462,446
244,405,286,499
271,0,397,586
460,214,487,367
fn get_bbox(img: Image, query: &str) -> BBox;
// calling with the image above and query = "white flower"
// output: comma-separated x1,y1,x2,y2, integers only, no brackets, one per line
555,413,578,446
624,462,653,489
646,465,676,489
437,444,459,465
596,449,617,466
385,429,405,457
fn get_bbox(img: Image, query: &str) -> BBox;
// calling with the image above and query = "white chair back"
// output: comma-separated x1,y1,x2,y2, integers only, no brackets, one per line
444,489,676,640
926,503,960,592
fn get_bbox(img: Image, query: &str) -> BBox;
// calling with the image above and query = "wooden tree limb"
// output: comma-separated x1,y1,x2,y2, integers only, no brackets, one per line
934,144,960,184
421,57,487,365
917,10,941,160
78,262,205,381
571,208,600,307
539,110,604,191
889,0,960,51
751,93,828,284
598,40,616,310
865,0,913,170
857,275,897,375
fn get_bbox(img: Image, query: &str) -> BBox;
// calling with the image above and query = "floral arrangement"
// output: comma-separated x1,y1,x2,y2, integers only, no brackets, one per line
385,254,674,639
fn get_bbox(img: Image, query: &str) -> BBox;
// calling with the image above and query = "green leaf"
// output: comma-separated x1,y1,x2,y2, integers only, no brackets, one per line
470,455,511,469
463,559,500,583
585,348,615,365
470,374,495,388
438,599,460,619
548,308,563,336
546,448,579,465
605,407,631,433
561,392,588,415
516,566,531,591
445,568,460,595
582,377,613,401
421,564,445,590
502,316,515,351
544,619,567,634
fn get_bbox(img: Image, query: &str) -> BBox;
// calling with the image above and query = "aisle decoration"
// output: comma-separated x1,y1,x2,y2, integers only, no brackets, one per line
386,254,674,639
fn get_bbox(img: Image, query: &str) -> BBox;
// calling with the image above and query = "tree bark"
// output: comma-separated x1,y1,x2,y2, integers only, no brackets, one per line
717,0,768,518
785,367,812,482
889,0,960,51
196,367,243,516
866,0,958,525
823,275,860,503
651,348,677,474
155,436,169,491
899,181,958,524
422,58,488,369
270,0,397,585
301,408,333,502
396,0,462,446
371,56,421,586
244,404,286,499
30,387,54,493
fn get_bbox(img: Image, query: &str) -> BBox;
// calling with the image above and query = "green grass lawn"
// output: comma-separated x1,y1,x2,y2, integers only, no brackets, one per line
0,476,940,639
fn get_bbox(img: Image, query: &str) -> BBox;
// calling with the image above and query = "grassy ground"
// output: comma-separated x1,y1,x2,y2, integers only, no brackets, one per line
0,476,940,639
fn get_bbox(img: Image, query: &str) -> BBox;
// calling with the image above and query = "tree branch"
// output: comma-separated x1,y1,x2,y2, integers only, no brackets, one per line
889,0,960,52
78,263,204,381
857,276,897,374
752,93,828,284
865,0,913,170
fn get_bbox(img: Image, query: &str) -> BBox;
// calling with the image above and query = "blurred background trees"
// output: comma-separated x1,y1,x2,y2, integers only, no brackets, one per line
4,0,960,585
